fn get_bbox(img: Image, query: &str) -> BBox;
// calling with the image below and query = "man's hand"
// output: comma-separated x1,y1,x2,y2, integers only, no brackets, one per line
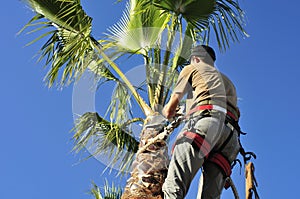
162,93,182,119
162,104,176,119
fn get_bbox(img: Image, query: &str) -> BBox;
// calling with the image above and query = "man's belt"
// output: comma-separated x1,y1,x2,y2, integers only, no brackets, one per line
188,104,238,121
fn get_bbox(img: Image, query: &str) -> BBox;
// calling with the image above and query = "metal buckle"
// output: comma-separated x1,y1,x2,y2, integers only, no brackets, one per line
226,121,235,131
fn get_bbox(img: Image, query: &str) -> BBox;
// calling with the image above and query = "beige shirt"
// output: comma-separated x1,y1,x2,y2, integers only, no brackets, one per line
173,62,239,118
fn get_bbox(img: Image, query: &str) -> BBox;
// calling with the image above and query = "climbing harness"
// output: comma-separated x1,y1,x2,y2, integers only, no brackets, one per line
208,153,232,177
188,104,239,121
136,105,260,199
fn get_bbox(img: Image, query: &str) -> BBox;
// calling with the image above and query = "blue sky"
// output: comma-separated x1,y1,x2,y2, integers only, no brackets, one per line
1,0,300,199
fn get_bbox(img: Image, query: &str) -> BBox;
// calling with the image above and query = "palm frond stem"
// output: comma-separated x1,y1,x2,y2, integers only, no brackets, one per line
154,15,178,106
91,37,154,116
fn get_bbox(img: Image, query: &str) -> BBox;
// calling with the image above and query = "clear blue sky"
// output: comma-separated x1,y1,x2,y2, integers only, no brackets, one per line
1,0,300,199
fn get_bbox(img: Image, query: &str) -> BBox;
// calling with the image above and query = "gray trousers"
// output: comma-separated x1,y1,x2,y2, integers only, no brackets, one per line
162,115,240,199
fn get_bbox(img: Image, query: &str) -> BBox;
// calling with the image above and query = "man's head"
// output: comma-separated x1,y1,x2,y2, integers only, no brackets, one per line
190,45,216,64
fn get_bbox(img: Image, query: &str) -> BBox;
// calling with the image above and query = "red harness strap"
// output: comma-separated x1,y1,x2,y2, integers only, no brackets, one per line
207,153,232,177
172,131,211,158
173,131,232,186
189,105,238,121
183,131,211,157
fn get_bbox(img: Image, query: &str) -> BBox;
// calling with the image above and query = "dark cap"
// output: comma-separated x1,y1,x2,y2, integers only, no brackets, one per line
190,45,216,62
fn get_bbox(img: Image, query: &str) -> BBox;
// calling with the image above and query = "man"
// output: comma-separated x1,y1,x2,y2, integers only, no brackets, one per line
162,45,241,199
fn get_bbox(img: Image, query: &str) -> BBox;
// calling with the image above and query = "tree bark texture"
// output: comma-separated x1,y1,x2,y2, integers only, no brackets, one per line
122,115,169,199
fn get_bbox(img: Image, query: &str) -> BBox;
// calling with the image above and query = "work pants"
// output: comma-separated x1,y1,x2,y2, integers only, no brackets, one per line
162,114,240,199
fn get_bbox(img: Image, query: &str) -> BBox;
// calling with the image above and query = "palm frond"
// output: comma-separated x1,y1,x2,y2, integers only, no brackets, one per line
205,0,249,51
104,0,170,55
87,55,120,83
98,0,174,110
72,112,141,172
25,0,91,33
90,181,122,199
152,0,215,19
146,0,248,51
21,0,93,87
106,82,132,124
21,0,153,116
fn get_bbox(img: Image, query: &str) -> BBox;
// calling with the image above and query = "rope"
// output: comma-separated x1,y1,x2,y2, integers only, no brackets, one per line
228,177,240,199
136,116,184,155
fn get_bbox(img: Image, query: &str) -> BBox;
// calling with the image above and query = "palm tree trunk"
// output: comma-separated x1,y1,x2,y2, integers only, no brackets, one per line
121,114,169,199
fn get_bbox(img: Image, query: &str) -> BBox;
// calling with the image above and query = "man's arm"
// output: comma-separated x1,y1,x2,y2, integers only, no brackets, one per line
163,65,192,119
162,93,183,119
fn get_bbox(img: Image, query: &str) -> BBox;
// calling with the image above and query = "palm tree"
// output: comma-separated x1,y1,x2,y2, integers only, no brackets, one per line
20,0,248,198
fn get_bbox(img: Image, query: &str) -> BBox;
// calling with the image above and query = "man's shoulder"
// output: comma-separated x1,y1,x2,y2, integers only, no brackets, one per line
221,72,237,88
182,63,218,75
180,64,196,75
182,63,206,72
182,64,194,70
221,72,230,80
221,72,233,82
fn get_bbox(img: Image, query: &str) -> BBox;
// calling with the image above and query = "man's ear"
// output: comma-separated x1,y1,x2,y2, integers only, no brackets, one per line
191,56,200,64
194,56,201,63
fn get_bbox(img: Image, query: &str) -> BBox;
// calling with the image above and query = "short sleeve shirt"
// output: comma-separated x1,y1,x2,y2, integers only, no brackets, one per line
173,62,239,116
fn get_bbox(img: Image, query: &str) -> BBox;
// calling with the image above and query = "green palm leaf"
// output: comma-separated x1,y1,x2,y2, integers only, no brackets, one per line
205,0,249,51
90,181,122,199
25,0,91,32
152,0,215,19
22,0,140,90
21,0,153,115
21,0,93,87
104,0,170,55
147,0,248,51
98,0,174,110
100,0,184,109
72,112,141,172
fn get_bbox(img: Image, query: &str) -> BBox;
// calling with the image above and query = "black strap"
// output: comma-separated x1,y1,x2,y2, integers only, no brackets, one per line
225,115,246,135
239,146,257,164
218,122,234,153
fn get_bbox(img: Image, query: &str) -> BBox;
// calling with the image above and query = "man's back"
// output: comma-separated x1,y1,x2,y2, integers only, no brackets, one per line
174,62,239,118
